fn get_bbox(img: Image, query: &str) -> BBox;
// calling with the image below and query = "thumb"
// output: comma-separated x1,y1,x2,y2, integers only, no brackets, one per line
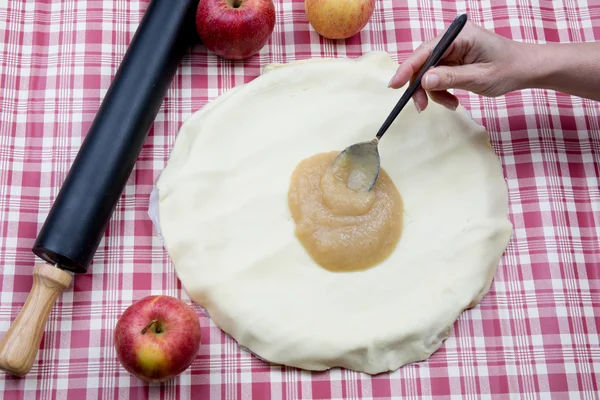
421,65,487,93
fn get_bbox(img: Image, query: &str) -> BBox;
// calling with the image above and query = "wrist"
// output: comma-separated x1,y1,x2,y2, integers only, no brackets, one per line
510,41,549,92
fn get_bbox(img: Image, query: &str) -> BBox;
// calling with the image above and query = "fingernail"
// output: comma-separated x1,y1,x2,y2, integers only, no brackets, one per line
444,101,458,111
388,76,395,88
414,100,421,113
424,73,439,89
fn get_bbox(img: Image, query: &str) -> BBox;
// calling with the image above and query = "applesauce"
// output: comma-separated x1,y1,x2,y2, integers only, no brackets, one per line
288,151,403,272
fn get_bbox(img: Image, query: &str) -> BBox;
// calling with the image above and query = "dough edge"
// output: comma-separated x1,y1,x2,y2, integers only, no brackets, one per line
153,51,513,374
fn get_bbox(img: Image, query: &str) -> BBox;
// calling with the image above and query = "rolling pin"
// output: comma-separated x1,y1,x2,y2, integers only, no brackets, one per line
0,0,200,376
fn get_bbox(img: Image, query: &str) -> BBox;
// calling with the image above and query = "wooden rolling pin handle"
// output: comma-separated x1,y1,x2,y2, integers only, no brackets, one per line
0,263,72,377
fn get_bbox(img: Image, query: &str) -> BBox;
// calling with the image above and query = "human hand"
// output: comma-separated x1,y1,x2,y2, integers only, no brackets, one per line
389,20,528,111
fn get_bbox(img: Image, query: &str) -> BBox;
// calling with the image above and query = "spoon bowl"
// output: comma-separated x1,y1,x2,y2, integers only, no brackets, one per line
330,138,380,191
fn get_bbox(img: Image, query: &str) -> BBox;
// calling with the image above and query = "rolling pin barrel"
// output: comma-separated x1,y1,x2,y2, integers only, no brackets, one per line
32,0,199,273
0,0,199,377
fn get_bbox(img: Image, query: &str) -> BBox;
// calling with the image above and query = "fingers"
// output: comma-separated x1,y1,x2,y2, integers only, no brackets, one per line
428,90,459,111
388,20,482,111
413,90,458,113
388,43,436,89
389,30,461,112
422,64,486,93
388,26,464,89
412,86,428,112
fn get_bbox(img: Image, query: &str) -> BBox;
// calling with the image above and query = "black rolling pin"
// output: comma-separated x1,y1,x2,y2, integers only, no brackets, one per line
0,0,200,376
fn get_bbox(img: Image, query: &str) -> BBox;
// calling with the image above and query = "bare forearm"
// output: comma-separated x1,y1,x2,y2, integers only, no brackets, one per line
390,22,600,112
519,42,600,101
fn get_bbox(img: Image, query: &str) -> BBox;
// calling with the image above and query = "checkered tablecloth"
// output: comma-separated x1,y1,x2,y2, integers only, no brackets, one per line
1,0,599,398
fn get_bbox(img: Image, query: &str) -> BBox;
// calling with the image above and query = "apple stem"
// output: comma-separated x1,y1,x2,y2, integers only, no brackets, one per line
141,319,159,335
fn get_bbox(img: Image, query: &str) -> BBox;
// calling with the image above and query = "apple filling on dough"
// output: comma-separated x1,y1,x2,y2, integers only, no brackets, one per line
288,151,403,272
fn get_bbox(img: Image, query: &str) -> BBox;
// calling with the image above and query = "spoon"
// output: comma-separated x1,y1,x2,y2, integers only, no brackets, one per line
332,13,468,192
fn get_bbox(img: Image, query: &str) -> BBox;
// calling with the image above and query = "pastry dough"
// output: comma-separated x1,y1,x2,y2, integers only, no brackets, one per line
155,52,513,374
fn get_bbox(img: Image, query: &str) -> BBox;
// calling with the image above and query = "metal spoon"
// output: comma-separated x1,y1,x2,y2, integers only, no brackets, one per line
332,13,468,192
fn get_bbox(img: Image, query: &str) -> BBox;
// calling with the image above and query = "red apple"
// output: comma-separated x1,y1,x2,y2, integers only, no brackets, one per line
114,295,201,382
196,0,276,60
305,0,375,40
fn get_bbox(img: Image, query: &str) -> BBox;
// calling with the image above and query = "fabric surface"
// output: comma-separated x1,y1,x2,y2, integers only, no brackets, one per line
0,0,599,399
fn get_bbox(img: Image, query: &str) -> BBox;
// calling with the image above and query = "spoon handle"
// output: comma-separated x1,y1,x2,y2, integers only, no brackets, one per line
375,13,468,140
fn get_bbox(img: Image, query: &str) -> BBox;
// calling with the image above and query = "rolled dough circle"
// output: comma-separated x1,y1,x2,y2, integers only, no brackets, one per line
156,52,513,374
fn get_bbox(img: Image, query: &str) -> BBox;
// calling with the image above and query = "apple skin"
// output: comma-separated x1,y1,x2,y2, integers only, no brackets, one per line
114,295,201,382
305,0,375,40
196,0,276,60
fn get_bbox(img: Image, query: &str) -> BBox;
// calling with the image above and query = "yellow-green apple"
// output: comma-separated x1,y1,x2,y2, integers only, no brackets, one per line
114,295,201,382
305,0,375,40
196,0,276,60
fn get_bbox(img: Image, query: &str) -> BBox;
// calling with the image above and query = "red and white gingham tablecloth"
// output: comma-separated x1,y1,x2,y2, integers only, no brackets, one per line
1,0,599,398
